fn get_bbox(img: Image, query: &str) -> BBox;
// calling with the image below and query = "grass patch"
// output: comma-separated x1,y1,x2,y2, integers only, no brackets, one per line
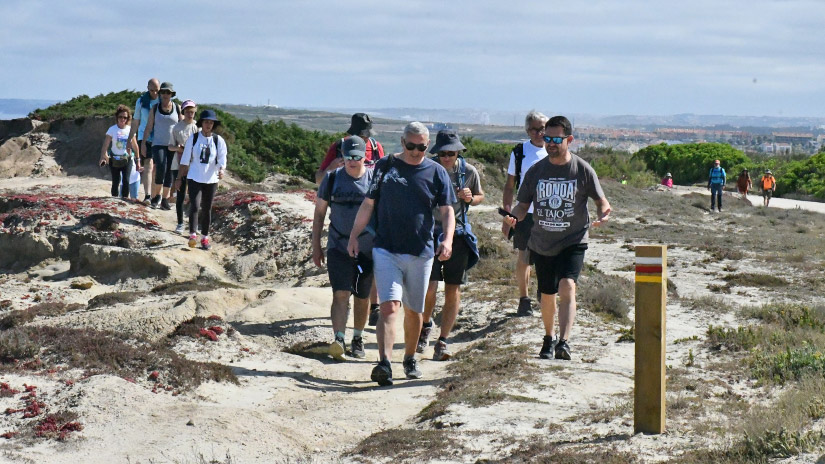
706,325,760,352
86,291,141,309
683,295,735,313
742,303,825,330
722,273,787,288
151,279,241,295
578,265,632,322
616,327,634,343
418,330,541,422
487,442,639,464
0,302,83,330
348,429,466,461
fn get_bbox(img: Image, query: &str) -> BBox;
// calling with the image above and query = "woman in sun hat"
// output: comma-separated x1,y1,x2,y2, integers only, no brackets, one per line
175,109,227,251
169,100,199,234
661,172,673,189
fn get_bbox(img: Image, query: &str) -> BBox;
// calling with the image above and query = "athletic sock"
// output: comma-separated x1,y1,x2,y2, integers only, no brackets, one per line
335,331,345,340
353,329,363,339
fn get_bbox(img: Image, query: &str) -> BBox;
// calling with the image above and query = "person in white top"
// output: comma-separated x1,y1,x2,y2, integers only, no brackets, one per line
99,104,141,199
501,110,549,317
175,110,227,251
169,100,199,234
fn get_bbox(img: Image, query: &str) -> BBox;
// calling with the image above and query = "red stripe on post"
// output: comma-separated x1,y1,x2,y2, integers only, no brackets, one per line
636,265,663,274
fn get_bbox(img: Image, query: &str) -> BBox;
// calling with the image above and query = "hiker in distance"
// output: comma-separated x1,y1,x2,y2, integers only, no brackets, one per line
737,168,752,199
312,136,375,361
347,122,457,386
502,116,611,361
708,159,726,212
501,110,549,317
175,110,227,251
760,169,776,207
418,130,484,361
128,78,159,203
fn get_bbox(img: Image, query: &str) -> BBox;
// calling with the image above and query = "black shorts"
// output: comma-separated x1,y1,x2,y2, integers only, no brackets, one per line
327,248,373,299
140,141,153,160
763,189,773,199
531,243,588,295
513,213,534,251
429,234,470,285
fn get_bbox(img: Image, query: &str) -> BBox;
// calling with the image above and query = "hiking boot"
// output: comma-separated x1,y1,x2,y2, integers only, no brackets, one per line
416,324,432,354
188,233,198,248
539,334,558,359
150,195,161,208
174,223,184,235
350,336,365,359
143,194,152,204
368,304,380,327
517,297,533,317
403,356,422,379
329,336,346,361
432,339,452,361
160,198,172,210
201,236,211,251
555,339,572,360
371,360,393,386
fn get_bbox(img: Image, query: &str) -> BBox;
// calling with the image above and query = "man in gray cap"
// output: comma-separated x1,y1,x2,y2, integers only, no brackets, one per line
312,136,375,360
418,130,484,361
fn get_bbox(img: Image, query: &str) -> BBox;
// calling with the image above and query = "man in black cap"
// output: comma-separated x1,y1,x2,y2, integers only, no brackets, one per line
314,113,384,184
312,136,375,360
417,130,483,361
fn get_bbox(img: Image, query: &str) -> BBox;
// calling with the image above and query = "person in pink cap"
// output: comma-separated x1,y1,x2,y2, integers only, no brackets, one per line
169,100,199,234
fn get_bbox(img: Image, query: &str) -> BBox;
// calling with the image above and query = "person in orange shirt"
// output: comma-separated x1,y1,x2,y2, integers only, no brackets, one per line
760,169,776,207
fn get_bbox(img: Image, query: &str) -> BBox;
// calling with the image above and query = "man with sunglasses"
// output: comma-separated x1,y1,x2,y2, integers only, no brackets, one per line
503,116,611,361
347,122,457,386
502,111,549,317
312,136,375,360
129,78,160,203
418,130,484,361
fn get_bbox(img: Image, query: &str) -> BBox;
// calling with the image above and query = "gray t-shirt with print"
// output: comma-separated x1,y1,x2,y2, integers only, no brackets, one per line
433,157,483,232
318,167,374,255
517,154,605,257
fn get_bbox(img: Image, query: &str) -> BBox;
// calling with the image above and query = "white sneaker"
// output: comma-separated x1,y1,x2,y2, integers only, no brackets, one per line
174,223,184,235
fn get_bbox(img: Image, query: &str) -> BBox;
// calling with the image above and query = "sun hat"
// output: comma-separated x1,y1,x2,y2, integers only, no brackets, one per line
181,100,197,110
196,109,220,128
430,129,466,153
346,113,376,137
665,172,672,178
159,82,176,97
342,136,366,159
766,169,772,174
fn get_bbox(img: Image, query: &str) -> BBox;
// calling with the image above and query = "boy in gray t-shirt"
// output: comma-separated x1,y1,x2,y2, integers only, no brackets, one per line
504,116,611,363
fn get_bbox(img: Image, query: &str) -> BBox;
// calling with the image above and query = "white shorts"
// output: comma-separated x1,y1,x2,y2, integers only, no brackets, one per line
372,247,434,313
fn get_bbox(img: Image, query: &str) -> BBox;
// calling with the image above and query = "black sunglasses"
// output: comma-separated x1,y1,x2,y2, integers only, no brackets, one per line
404,142,429,152
543,135,567,144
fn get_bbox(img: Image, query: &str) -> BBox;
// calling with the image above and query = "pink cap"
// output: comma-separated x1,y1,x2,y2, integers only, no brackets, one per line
181,100,197,110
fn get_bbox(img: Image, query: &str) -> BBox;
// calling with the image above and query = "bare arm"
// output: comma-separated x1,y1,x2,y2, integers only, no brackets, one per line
129,136,142,169
503,201,531,229
99,135,111,165
592,197,611,227
501,174,516,211
141,108,155,158
311,198,329,267
347,198,375,257
436,205,455,261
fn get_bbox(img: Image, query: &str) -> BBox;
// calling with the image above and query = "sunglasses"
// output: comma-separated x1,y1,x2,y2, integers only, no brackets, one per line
117,115,128,120
160,90,172,95
543,135,567,144
404,142,429,152
343,155,364,161
438,152,458,158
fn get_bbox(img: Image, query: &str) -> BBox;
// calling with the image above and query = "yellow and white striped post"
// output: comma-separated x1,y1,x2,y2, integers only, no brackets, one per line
634,245,667,434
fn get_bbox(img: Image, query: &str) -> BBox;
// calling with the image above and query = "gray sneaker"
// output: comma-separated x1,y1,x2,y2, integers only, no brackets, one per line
371,360,393,386
517,297,533,317
432,339,452,361
350,336,365,359
416,324,432,354
174,223,185,235
403,356,422,379
329,336,346,361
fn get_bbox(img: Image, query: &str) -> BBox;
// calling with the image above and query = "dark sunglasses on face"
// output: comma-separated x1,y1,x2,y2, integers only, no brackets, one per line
343,155,364,161
404,142,429,152
160,91,172,95
438,152,458,158
543,135,567,144
117,115,128,120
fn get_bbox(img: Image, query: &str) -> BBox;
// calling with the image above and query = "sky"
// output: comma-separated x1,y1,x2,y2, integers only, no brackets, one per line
1,0,824,117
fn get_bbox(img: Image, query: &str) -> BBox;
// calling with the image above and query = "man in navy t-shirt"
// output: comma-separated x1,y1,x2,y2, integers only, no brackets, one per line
348,122,457,386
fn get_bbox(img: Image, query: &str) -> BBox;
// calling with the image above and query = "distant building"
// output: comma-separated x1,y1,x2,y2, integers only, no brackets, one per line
773,132,812,144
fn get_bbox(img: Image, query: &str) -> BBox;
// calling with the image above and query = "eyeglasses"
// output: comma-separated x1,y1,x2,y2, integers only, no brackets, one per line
543,135,567,144
438,152,458,158
404,142,429,152
528,127,545,134
117,115,128,120
343,155,364,161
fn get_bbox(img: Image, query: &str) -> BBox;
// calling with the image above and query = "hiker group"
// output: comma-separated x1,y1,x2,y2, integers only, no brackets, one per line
709,160,777,212
99,78,226,251
311,111,610,386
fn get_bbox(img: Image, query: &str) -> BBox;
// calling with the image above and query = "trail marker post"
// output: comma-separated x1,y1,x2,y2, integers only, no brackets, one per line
634,245,667,434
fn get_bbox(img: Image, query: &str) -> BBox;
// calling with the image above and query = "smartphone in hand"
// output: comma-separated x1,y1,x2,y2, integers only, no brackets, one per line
498,207,517,219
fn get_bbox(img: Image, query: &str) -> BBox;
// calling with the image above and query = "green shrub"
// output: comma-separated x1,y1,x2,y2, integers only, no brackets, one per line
706,325,760,351
752,345,825,383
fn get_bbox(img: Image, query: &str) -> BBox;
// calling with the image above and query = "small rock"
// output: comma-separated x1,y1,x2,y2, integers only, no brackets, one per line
186,419,195,426
70,281,93,290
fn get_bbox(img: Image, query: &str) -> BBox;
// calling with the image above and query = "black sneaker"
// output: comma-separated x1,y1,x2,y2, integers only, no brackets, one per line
143,194,152,204
368,304,380,326
539,334,558,359
371,360,393,386
416,324,432,354
150,195,161,208
403,356,422,379
433,339,452,361
160,198,172,210
350,336,365,359
517,297,533,317
555,339,572,360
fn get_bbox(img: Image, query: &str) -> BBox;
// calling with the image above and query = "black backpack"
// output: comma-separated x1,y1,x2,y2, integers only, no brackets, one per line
513,143,525,189
191,132,220,165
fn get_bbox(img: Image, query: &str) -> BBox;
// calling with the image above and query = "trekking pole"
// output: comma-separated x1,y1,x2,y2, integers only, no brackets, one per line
634,245,667,434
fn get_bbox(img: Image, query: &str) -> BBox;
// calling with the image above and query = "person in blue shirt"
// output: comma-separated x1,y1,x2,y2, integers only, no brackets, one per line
347,122,457,386
707,159,727,212
128,78,160,203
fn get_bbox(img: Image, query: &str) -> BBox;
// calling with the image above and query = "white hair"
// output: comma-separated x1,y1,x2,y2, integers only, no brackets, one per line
524,110,549,130
403,121,429,139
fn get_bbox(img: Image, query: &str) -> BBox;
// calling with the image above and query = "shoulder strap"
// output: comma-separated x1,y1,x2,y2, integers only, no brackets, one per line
336,138,345,158
213,135,220,164
175,103,181,119
192,131,199,146
326,168,338,201
513,143,525,189
457,156,469,226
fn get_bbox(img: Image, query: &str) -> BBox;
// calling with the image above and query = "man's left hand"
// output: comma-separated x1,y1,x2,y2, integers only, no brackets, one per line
458,188,473,203
436,240,452,261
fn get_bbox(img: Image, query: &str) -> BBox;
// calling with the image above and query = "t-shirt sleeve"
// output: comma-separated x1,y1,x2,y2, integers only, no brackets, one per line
516,168,535,204
436,166,457,207
180,134,194,166
106,125,118,138
319,142,338,171
507,151,517,176
466,165,483,195
317,172,331,202
584,163,605,200
217,136,228,169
